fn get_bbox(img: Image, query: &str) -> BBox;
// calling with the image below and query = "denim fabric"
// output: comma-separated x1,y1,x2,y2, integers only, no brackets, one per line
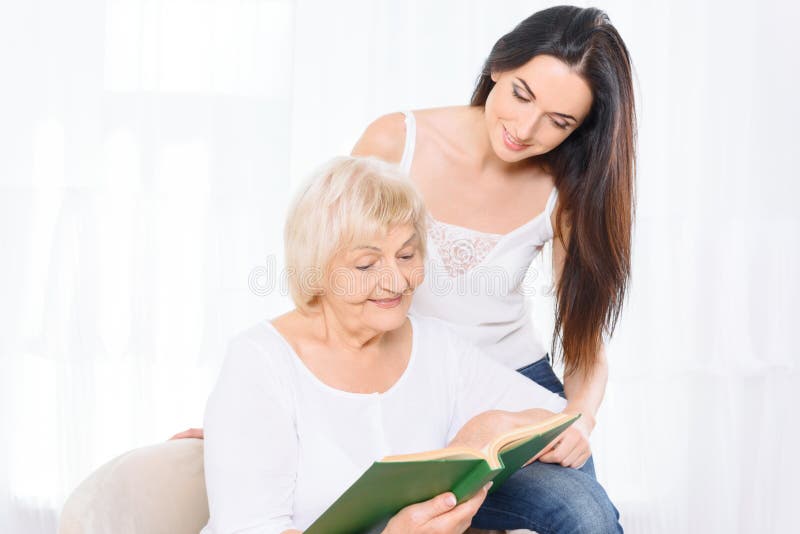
470,355,623,533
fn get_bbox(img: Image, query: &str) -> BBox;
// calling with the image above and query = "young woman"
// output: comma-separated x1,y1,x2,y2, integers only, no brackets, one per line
350,5,634,532
180,6,634,532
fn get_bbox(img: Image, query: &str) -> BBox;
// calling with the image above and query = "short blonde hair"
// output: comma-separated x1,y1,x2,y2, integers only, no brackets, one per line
284,155,428,312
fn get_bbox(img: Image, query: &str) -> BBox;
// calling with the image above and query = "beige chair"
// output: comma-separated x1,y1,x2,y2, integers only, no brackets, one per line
58,438,518,534
58,438,209,534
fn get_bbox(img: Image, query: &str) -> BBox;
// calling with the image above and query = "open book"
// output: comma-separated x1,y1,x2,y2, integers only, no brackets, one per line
304,412,580,534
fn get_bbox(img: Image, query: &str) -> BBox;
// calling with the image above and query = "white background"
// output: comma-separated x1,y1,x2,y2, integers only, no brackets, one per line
1,0,798,532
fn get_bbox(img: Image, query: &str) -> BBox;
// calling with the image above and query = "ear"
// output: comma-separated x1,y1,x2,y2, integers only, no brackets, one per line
490,71,499,83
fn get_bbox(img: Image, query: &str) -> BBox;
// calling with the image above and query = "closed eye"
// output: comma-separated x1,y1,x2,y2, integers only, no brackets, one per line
513,85,570,130
512,87,530,103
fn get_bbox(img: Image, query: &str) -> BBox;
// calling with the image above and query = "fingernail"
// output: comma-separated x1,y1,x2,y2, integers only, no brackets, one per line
445,494,457,507
483,481,493,491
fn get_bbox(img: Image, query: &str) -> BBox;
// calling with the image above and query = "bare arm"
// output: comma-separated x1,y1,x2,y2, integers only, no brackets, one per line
538,209,609,467
550,208,608,430
563,344,607,432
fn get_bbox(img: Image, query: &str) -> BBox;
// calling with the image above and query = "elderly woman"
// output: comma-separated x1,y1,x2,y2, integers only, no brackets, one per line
200,156,571,534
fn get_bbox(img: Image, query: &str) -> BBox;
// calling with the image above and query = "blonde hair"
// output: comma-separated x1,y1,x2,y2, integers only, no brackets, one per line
285,155,428,312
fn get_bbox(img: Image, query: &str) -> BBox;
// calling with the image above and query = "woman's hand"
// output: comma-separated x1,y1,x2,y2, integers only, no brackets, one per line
168,427,204,440
448,409,555,451
448,410,521,451
382,483,492,534
536,412,593,468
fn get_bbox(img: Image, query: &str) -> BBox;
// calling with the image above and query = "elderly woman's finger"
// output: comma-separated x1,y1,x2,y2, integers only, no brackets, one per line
168,427,204,440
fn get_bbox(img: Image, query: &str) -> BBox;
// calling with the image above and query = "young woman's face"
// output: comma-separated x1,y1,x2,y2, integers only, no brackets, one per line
484,54,593,162
322,223,424,334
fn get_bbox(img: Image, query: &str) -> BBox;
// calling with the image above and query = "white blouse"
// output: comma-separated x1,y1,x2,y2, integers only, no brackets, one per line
400,110,559,370
200,314,566,534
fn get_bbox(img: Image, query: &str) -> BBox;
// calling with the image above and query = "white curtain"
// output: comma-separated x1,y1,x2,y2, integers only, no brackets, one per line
1,1,797,532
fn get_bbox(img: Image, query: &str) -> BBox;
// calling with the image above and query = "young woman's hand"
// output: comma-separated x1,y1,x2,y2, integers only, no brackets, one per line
382,483,492,534
536,413,593,469
168,427,204,440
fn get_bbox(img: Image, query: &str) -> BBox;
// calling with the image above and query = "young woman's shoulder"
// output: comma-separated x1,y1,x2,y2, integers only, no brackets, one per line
351,111,407,163
350,106,472,163
414,105,476,137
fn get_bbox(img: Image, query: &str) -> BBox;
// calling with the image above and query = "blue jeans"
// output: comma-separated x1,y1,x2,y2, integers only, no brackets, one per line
470,355,623,533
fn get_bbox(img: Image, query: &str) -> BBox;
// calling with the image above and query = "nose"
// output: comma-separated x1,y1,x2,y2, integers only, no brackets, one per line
378,260,410,295
516,109,543,141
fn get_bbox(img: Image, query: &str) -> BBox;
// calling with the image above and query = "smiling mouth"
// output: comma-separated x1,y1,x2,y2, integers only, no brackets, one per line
503,126,530,148
369,295,403,308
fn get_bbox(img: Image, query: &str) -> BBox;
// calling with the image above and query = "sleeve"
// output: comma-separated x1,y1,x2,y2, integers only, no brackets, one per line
202,334,299,534
445,333,568,443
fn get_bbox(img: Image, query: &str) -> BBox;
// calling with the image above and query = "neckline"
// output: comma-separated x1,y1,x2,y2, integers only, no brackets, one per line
426,209,549,271
428,205,549,242
262,315,418,399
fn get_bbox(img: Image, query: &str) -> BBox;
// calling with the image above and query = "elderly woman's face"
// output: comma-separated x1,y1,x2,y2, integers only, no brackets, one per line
323,223,424,332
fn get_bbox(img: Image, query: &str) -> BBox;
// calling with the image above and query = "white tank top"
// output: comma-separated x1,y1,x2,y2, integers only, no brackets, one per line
400,110,559,370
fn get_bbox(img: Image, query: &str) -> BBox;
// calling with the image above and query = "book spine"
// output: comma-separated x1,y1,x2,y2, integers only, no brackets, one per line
450,464,500,504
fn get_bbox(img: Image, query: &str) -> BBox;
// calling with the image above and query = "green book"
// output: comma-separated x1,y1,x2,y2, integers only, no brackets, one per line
304,413,580,534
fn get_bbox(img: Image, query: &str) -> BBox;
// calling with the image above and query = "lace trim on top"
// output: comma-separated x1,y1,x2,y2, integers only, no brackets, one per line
427,215,502,277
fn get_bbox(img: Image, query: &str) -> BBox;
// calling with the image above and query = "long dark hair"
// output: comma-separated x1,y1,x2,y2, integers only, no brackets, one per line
471,6,636,378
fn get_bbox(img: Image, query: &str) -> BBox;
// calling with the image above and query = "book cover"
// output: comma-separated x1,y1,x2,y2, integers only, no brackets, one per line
304,413,580,534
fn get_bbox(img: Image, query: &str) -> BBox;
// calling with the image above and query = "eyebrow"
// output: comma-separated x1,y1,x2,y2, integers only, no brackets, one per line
353,232,418,253
516,77,578,123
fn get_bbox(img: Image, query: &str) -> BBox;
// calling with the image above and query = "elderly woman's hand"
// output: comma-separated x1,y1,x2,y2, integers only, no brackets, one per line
168,427,204,440
447,408,556,452
447,410,519,451
382,483,492,534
